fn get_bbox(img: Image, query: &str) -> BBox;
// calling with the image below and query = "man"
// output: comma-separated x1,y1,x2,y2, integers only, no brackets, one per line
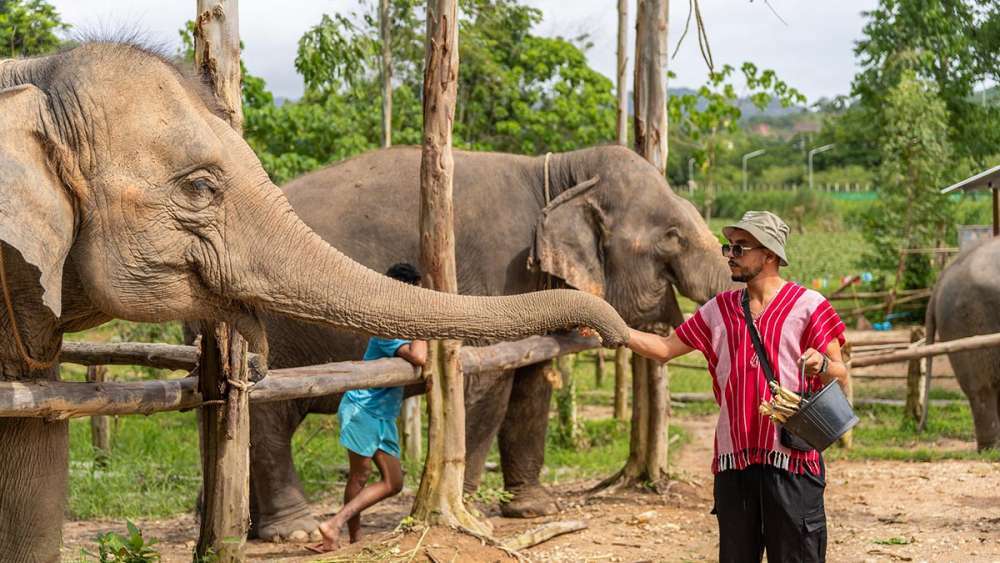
627,211,847,562
311,263,428,553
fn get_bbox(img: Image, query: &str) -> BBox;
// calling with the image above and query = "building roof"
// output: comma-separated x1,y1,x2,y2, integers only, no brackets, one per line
940,164,1000,194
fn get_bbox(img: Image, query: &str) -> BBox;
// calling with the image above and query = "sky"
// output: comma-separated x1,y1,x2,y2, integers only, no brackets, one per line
48,0,878,104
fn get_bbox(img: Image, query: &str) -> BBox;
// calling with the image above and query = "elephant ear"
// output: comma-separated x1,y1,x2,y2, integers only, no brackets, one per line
529,175,607,296
0,85,75,318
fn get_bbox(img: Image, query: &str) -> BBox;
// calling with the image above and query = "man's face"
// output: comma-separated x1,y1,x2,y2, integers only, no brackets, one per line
724,229,769,283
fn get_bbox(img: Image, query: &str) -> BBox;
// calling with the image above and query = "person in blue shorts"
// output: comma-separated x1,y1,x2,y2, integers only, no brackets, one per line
311,263,427,553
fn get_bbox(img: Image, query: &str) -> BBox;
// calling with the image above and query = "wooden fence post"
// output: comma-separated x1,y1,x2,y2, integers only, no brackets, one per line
86,365,110,465
613,348,630,421
193,1,251,560
904,326,927,422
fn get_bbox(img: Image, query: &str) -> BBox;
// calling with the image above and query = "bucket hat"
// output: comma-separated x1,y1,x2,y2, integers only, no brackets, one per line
722,210,790,266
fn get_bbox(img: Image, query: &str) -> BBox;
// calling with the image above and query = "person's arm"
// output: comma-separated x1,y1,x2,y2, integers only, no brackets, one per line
396,340,428,367
626,328,695,364
799,339,847,388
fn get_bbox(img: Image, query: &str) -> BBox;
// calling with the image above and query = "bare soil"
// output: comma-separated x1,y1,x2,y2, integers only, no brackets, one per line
62,415,1000,562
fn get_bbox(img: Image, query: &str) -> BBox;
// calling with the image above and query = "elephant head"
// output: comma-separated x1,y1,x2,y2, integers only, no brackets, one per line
532,146,735,328
0,43,629,359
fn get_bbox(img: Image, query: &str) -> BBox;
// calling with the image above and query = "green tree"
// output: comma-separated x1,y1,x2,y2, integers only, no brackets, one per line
859,71,956,290
244,0,616,183
0,0,68,57
852,0,1000,163
668,63,805,218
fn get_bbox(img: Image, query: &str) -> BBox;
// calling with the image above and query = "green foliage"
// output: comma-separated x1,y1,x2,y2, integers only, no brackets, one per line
0,0,67,57
668,63,806,210
857,71,956,290
236,0,616,184
852,0,1000,163
93,520,160,562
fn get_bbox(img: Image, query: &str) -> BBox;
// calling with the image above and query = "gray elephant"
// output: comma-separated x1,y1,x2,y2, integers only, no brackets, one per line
0,43,629,560
249,145,734,541
927,236,1000,450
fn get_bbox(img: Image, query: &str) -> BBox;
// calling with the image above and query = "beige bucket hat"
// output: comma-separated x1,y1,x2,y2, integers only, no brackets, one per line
722,210,790,266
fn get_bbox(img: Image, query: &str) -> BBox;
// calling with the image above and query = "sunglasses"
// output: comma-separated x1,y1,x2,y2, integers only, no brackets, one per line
721,244,763,258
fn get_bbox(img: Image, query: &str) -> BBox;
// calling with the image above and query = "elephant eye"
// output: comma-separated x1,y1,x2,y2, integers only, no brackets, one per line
179,174,220,210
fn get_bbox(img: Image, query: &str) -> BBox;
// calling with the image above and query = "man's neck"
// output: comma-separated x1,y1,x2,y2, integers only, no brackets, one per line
746,273,786,303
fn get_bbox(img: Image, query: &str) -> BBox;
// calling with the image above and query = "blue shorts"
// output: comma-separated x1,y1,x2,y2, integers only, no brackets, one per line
338,401,401,458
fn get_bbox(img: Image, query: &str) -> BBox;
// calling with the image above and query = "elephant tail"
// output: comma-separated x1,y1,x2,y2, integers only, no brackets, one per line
919,290,938,431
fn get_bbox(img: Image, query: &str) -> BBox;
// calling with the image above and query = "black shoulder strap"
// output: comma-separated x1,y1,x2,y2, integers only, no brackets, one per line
741,290,777,386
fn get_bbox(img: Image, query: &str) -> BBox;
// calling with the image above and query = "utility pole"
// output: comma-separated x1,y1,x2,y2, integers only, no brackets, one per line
808,143,835,190
742,149,766,192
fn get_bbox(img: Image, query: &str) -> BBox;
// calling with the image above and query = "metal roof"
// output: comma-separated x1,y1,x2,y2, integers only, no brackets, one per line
940,164,1000,194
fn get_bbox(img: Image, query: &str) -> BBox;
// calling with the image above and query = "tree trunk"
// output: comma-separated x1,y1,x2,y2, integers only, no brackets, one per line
411,0,490,535
633,0,669,174
194,2,250,560
380,0,392,148
616,0,628,146
86,365,110,465
613,348,629,421
599,0,672,492
556,354,580,446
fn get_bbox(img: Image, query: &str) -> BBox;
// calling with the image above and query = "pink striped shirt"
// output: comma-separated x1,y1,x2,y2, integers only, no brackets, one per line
675,282,846,475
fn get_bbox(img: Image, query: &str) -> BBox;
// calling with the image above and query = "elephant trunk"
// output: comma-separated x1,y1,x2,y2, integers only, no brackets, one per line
232,190,630,346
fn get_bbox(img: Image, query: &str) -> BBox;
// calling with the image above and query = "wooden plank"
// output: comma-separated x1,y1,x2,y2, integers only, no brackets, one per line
61,341,199,370
851,332,1000,368
2,334,601,418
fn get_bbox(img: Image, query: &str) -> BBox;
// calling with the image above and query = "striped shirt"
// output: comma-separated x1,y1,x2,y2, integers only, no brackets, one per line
675,282,846,475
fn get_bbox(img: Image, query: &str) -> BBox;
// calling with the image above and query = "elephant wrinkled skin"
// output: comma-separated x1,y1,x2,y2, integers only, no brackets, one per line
249,146,736,541
0,44,629,560
927,237,1000,450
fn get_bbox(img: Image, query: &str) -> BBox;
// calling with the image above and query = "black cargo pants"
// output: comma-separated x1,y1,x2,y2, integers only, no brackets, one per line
712,461,827,563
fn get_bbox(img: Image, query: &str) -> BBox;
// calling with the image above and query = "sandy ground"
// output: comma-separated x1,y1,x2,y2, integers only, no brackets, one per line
62,412,1000,562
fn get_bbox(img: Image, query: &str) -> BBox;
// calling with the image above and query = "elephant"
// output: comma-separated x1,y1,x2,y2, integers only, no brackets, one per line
926,236,1000,450
0,43,630,560
249,145,735,541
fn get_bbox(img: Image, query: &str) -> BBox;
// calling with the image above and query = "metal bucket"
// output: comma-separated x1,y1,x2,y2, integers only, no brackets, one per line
783,380,859,452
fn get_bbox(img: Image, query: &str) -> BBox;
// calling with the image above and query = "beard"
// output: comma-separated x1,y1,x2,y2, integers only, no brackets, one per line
730,261,763,283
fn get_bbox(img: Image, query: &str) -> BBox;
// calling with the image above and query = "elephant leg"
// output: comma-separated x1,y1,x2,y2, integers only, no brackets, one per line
497,362,560,518
0,417,67,562
969,385,1000,451
249,399,318,543
463,368,514,494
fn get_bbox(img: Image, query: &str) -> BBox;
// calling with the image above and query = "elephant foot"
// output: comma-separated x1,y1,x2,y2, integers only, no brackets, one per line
254,512,323,544
500,485,561,518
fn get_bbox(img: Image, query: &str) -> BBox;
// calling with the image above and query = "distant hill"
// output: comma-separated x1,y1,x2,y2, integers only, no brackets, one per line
664,86,808,120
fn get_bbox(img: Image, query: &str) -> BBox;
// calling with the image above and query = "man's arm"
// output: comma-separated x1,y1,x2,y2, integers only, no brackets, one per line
396,340,428,367
800,339,847,388
626,328,695,364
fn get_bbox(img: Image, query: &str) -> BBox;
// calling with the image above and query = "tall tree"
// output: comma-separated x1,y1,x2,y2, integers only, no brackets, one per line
0,0,67,57
380,0,393,148
853,0,1000,163
611,0,671,489
411,0,490,535
192,1,251,561
860,70,955,293
612,0,630,423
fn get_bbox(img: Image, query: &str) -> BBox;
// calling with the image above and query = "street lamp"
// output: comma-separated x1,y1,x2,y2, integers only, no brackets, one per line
742,149,766,192
808,143,835,190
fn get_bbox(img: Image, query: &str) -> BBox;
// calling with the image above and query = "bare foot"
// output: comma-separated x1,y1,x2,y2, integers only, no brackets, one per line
307,520,341,553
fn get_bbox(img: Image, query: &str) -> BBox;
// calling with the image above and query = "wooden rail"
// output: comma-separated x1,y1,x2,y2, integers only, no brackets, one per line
0,333,600,419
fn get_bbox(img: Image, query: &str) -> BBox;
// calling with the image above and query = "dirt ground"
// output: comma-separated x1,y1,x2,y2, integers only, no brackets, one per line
62,413,1000,562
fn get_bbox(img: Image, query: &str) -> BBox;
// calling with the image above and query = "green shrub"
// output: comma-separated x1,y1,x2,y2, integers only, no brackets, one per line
93,521,160,562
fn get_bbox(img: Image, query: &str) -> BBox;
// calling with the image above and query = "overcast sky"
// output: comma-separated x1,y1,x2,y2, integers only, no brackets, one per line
49,0,877,104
